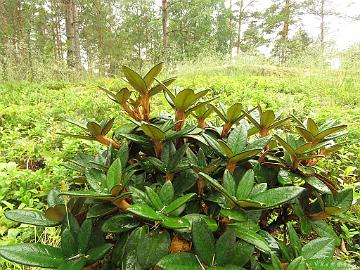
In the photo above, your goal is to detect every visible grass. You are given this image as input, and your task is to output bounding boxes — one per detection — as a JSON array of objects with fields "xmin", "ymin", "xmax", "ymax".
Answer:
[{"xmin": 0, "ymin": 61, "xmax": 359, "ymax": 269}]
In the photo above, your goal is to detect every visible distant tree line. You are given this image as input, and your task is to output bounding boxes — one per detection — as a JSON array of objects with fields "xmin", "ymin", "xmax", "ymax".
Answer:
[{"xmin": 0, "ymin": 0, "xmax": 356, "ymax": 80}]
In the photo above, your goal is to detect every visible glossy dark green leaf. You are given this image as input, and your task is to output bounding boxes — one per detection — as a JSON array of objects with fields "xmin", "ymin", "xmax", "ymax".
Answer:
[
  {"xmin": 86, "ymin": 203, "xmax": 115, "ymax": 218},
  {"xmin": 306, "ymin": 258, "xmax": 357, "ymax": 270},
  {"xmin": 0, "ymin": 244, "xmax": 63, "ymax": 268},
  {"xmin": 163, "ymin": 193, "xmax": 196, "ymax": 214},
  {"xmin": 117, "ymin": 143, "xmax": 129, "ymax": 168},
  {"xmin": 128, "ymin": 204, "xmax": 165, "ymax": 221},
  {"xmin": 137, "ymin": 230, "xmax": 170, "ymax": 269},
  {"xmin": 260, "ymin": 110, "xmax": 275, "ymax": 128},
  {"xmin": 287, "ymin": 256, "xmax": 306, "ymax": 270},
  {"xmin": 216, "ymin": 229, "xmax": 236, "ymax": 266},
  {"xmin": 277, "ymin": 169, "xmax": 303, "ymax": 186},
  {"xmin": 156, "ymin": 252, "xmax": 201, "ymax": 270},
  {"xmin": 78, "ymin": 219, "xmax": 92, "ymax": 253},
  {"xmin": 161, "ymin": 216, "xmax": 190, "ymax": 229},
  {"xmin": 310, "ymin": 220, "xmax": 340, "ymax": 246},
  {"xmin": 61, "ymin": 228, "xmax": 78, "ymax": 258},
  {"xmin": 234, "ymin": 228, "xmax": 271, "ymax": 253},
  {"xmin": 182, "ymin": 214, "xmax": 218, "ymax": 232},
  {"xmin": 270, "ymin": 253, "xmax": 282, "ymax": 270},
  {"xmin": 287, "ymin": 223, "xmax": 301, "ymax": 257},
  {"xmin": 107, "ymin": 158, "xmax": 122, "ymax": 191},
  {"xmin": 219, "ymin": 209, "xmax": 247, "ymax": 222},
  {"xmin": 86, "ymin": 243, "xmax": 113, "ymax": 265},
  {"xmin": 148, "ymin": 77, "xmax": 176, "ymax": 97},
  {"xmin": 145, "ymin": 186, "xmax": 164, "ymax": 210},
  {"xmin": 101, "ymin": 214, "xmax": 140, "ymax": 233},
  {"xmin": 85, "ymin": 168, "xmax": 106, "ymax": 192},
  {"xmin": 274, "ymin": 135, "xmax": 296, "ymax": 158},
  {"xmin": 223, "ymin": 169, "xmax": 236, "ymax": 196},
  {"xmin": 5, "ymin": 209, "xmax": 59, "ymax": 227},
  {"xmin": 200, "ymin": 172, "xmax": 237, "ymax": 205},
  {"xmin": 60, "ymin": 190, "xmax": 112, "ymax": 199},
  {"xmin": 236, "ymin": 169, "xmax": 254, "ymax": 200},
  {"xmin": 302, "ymin": 237, "xmax": 335, "ymax": 260},
  {"xmin": 229, "ymin": 149, "xmax": 261, "ymax": 163},
  {"xmin": 231, "ymin": 240, "xmax": 254, "ymax": 266},
  {"xmin": 226, "ymin": 103, "xmax": 243, "ymax": 122},
  {"xmin": 251, "ymin": 187, "xmax": 305, "ymax": 208},
  {"xmin": 306, "ymin": 176, "xmax": 331, "ymax": 193},
  {"xmin": 141, "ymin": 123, "xmax": 166, "ymax": 141},
  {"xmin": 122, "ymin": 65, "xmax": 146, "ymax": 93},
  {"xmin": 192, "ymin": 219, "xmax": 215, "ymax": 266},
  {"xmin": 159, "ymin": 181, "xmax": 175, "ymax": 205},
  {"xmin": 227, "ymin": 123, "xmax": 247, "ymax": 154},
  {"xmin": 334, "ymin": 188, "xmax": 353, "ymax": 211},
  {"xmin": 57, "ymin": 259, "xmax": 85, "ymax": 270},
  {"xmin": 122, "ymin": 226, "xmax": 148, "ymax": 270},
  {"xmin": 314, "ymin": 125, "xmax": 347, "ymax": 141}
]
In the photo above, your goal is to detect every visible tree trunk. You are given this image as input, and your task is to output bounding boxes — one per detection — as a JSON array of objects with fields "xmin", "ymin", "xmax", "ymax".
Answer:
[
  {"xmin": 281, "ymin": 0, "xmax": 290, "ymax": 63},
  {"xmin": 229, "ymin": 0, "xmax": 233, "ymax": 54},
  {"xmin": 63, "ymin": 0, "xmax": 81, "ymax": 69},
  {"xmin": 236, "ymin": 0, "xmax": 244, "ymax": 55},
  {"xmin": 320, "ymin": 0, "xmax": 325, "ymax": 52},
  {"xmin": 162, "ymin": 0, "xmax": 169, "ymax": 50}
]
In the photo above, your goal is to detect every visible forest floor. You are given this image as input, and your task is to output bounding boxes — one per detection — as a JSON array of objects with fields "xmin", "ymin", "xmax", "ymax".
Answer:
[{"xmin": 0, "ymin": 64, "xmax": 359, "ymax": 269}]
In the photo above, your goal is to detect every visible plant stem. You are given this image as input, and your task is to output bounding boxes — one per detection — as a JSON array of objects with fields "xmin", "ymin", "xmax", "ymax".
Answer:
[
  {"xmin": 96, "ymin": 135, "xmax": 120, "ymax": 149},
  {"xmin": 221, "ymin": 122, "xmax": 232, "ymax": 138}
]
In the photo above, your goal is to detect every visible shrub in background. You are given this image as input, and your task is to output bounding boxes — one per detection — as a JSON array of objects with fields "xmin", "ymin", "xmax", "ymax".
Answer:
[{"xmin": 0, "ymin": 63, "xmax": 355, "ymax": 270}]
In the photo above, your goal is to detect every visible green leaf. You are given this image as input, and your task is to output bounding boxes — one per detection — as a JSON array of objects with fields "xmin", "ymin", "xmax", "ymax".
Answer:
[
  {"xmin": 85, "ymin": 168, "xmax": 106, "ymax": 192},
  {"xmin": 101, "ymin": 118, "xmax": 115, "ymax": 135},
  {"xmin": 5, "ymin": 209, "xmax": 59, "ymax": 226},
  {"xmin": 101, "ymin": 214, "xmax": 140, "ymax": 233},
  {"xmin": 306, "ymin": 176, "xmax": 331, "ymax": 193},
  {"xmin": 87, "ymin": 203, "xmax": 115, "ymax": 218},
  {"xmin": 306, "ymin": 258, "xmax": 357, "ymax": 270},
  {"xmin": 145, "ymin": 186, "xmax": 164, "ymax": 210},
  {"xmin": 271, "ymin": 253, "xmax": 282, "ymax": 270},
  {"xmin": 87, "ymin": 122, "xmax": 102, "ymax": 137},
  {"xmin": 192, "ymin": 219, "xmax": 215, "ymax": 266},
  {"xmin": 227, "ymin": 123, "xmax": 247, "ymax": 154},
  {"xmin": 216, "ymin": 229, "xmax": 236, "ymax": 266},
  {"xmin": 251, "ymin": 187, "xmax": 305, "ymax": 208},
  {"xmin": 60, "ymin": 190, "xmax": 113, "ymax": 199},
  {"xmin": 161, "ymin": 216, "xmax": 190, "ymax": 229},
  {"xmin": 302, "ymin": 237, "xmax": 335, "ymax": 260},
  {"xmin": 223, "ymin": 169, "xmax": 236, "ymax": 196},
  {"xmin": 86, "ymin": 243, "xmax": 113, "ymax": 265},
  {"xmin": 200, "ymin": 172, "xmax": 237, "ymax": 205},
  {"xmin": 0, "ymin": 244, "xmax": 63, "ymax": 268},
  {"xmin": 115, "ymin": 88, "xmax": 131, "ymax": 104},
  {"xmin": 128, "ymin": 204, "xmax": 165, "ymax": 221},
  {"xmin": 226, "ymin": 103, "xmax": 243, "ymax": 122},
  {"xmin": 159, "ymin": 181, "xmax": 175, "ymax": 205},
  {"xmin": 122, "ymin": 65, "xmax": 146, "ymax": 93},
  {"xmin": 182, "ymin": 214, "xmax": 218, "ymax": 232},
  {"xmin": 278, "ymin": 169, "xmax": 303, "ymax": 186},
  {"xmin": 156, "ymin": 252, "xmax": 201, "ymax": 270},
  {"xmin": 218, "ymin": 140, "xmax": 234, "ymax": 158},
  {"xmin": 260, "ymin": 110, "xmax": 275, "ymax": 128},
  {"xmin": 231, "ymin": 241, "xmax": 254, "ymax": 266},
  {"xmin": 137, "ymin": 230, "xmax": 170, "ymax": 269},
  {"xmin": 229, "ymin": 149, "xmax": 261, "ymax": 163},
  {"xmin": 287, "ymin": 256, "xmax": 306, "ymax": 270},
  {"xmin": 334, "ymin": 188, "xmax": 353, "ymax": 211},
  {"xmin": 234, "ymin": 228, "xmax": 271, "ymax": 253},
  {"xmin": 274, "ymin": 135, "xmax": 297, "ymax": 158},
  {"xmin": 141, "ymin": 123, "xmax": 166, "ymax": 141},
  {"xmin": 122, "ymin": 226, "xmax": 148, "ymax": 270},
  {"xmin": 117, "ymin": 143, "xmax": 129, "ymax": 168},
  {"xmin": 219, "ymin": 209, "xmax": 247, "ymax": 222},
  {"xmin": 148, "ymin": 77, "xmax": 176, "ymax": 97},
  {"xmin": 310, "ymin": 220, "xmax": 340, "ymax": 246},
  {"xmin": 307, "ymin": 118, "xmax": 319, "ymax": 135},
  {"xmin": 58, "ymin": 259, "xmax": 85, "ymax": 270},
  {"xmin": 163, "ymin": 193, "xmax": 196, "ymax": 214},
  {"xmin": 296, "ymin": 127, "xmax": 315, "ymax": 142},
  {"xmin": 236, "ymin": 169, "xmax": 255, "ymax": 200},
  {"xmin": 77, "ymin": 219, "xmax": 92, "ymax": 253},
  {"xmin": 144, "ymin": 62, "xmax": 163, "ymax": 89},
  {"xmin": 107, "ymin": 158, "xmax": 122, "ymax": 191},
  {"xmin": 61, "ymin": 228, "xmax": 78, "ymax": 258},
  {"xmin": 287, "ymin": 223, "xmax": 301, "ymax": 257},
  {"xmin": 202, "ymin": 133, "xmax": 225, "ymax": 156},
  {"xmin": 314, "ymin": 125, "xmax": 347, "ymax": 141}
]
